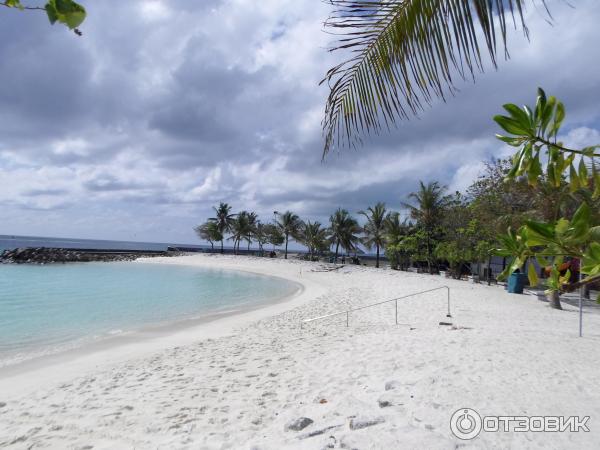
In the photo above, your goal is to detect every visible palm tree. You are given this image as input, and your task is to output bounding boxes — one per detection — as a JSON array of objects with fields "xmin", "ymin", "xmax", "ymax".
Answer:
[
  {"xmin": 275, "ymin": 211, "xmax": 302, "ymax": 259},
  {"xmin": 300, "ymin": 221, "xmax": 329, "ymax": 260},
  {"xmin": 359, "ymin": 202, "xmax": 387, "ymax": 268},
  {"xmin": 320, "ymin": 1, "xmax": 551, "ymax": 155},
  {"xmin": 209, "ymin": 202, "xmax": 236, "ymax": 253},
  {"xmin": 194, "ymin": 221, "xmax": 222, "ymax": 251},
  {"xmin": 384, "ymin": 212, "xmax": 413, "ymax": 270},
  {"xmin": 339, "ymin": 219, "xmax": 361, "ymax": 259},
  {"xmin": 229, "ymin": 211, "xmax": 252, "ymax": 255},
  {"xmin": 329, "ymin": 208, "xmax": 360, "ymax": 262},
  {"xmin": 384, "ymin": 212, "xmax": 410, "ymax": 246},
  {"xmin": 403, "ymin": 181, "xmax": 450, "ymax": 273},
  {"xmin": 253, "ymin": 222, "xmax": 269, "ymax": 255},
  {"xmin": 245, "ymin": 212, "xmax": 258, "ymax": 251}
]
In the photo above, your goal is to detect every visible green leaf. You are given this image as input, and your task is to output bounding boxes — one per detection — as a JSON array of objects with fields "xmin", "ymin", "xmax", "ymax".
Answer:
[
  {"xmin": 589, "ymin": 226, "xmax": 600, "ymax": 243},
  {"xmin": 319, "ymin": 2, "xmax": 555, "ymax": 155},
  {"xmin": 535, "ymin": 88, "xmax": 547, "ymax": 124},
  {"xmin": 527, "ymin": 154, "xmax": 542, "ymax": 186},
  {"xmin": 582, "ymin": 146, "xmax": 600, "ymax": 157},
  {"xmin": 523, "ymin": 105, "xmax": 534, "ymax": 126},
  {"xmin": 579, "ymin": 158, "xmax": 589, "ymax": 185},
  {"xmin": 569, "ymin": 164, "xmax": 580, "ymax": 192},
  {"xmin": 503, "ymin": 104, "xmax": 533, "ymax": 130},
  {"xmin": 551, "ymin": 101, "xmax": 565, "ymax": 136},
  {"xmin": 528, "ymin": 262, "xmax": 539, "ymax": 287},
  {"xmin": 493, "ymin": 115, "xmax": 531, "ymax": 136},
  {"xmin": 45, "ymin": 0, "xmax": 86, "ymax": 30},
  {"xmin": 5, "ymin": 0, "xmax": 24, "ymax": 8},
  {"xmin": 547, "ymin": 162, "xmax": 557, "ymax": 186},
  {"xmin": 540, "ymin": 96, "xmax": 556, "ymax": 135},
  {"xmin": 495, "ymin": 134, "xmax": 525, "ymax": 147},
  {"xmin": 582, "ymin": 242, "xmax": 600, "ymax": 276},
  {"xmin": 555, "ymin": 218, "xmax": 570, "ymax": 236},
  {"xmin": 536, "ymin": 256, "xmax": 551, "ymax": 267},
  {"xmin": 553, "ymin": 160, "xmax": 563, "ymax": 187},
  {"xmin": 571, "ymin": 202, "xmax": 591, "ymax": 229}
]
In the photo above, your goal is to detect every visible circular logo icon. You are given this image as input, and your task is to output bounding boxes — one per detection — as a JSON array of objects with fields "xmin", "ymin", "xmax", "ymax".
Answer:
[{"xmin": 450, "ymin": 408, "xmax": 482, "ymax": 440}]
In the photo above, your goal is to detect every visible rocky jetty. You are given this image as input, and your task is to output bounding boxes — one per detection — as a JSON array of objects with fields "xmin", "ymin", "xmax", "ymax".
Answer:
[{"xmin": 0, "ymin": 247, "xmax": 173, "ymax": 264}]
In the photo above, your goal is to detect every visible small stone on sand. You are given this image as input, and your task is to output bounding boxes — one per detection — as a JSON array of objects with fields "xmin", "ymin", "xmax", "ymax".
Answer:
[
  {"xmin": 349, "ymin": 416, "xmax": 385, "ymax": 430},
  {"xmin": 285, "ymin": 417, "xmax": 314, "ymax": 431}
]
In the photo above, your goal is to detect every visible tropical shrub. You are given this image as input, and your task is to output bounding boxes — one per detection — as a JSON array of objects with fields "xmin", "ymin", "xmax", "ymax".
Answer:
[{"xmin": 494, "ymin": 88, "xmax": 600, "ymax": 304}]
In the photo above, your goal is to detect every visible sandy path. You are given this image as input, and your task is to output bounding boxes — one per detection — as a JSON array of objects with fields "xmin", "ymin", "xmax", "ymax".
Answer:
[{"xmin": 1, "ymin": 254, "xmax": 599, "ymax": 449}]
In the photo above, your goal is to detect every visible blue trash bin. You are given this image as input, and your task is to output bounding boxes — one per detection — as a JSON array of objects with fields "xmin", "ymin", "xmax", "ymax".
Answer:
[{"xmin": 507, "ymin": 272, "xmax": 527, "ymax": 294}]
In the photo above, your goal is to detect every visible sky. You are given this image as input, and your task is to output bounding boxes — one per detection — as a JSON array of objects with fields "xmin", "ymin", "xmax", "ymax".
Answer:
[{"xmin": 0, "ymin": 0, "xmax": 599, "ymax": 245}]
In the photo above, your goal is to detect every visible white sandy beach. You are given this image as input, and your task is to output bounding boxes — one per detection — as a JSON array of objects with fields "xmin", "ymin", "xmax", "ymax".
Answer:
[{"xmin": 1, "ymin": 254, "xmax": 600, "ymax": 449}]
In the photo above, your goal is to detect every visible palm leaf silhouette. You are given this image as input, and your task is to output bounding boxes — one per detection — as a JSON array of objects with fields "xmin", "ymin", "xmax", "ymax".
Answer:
[{"xmin": 321, "ymin": 0, "xmax": 551, "ymax": 156}]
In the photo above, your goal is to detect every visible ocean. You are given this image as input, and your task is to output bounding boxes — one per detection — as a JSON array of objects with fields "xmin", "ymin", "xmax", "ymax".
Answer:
[{"xmin": 0, "ymin": 262, "xmax": 298, "ymax": 367}]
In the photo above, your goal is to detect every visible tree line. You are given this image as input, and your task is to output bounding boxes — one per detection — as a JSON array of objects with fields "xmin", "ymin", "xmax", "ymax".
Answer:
[{"xmin": 194, "ymin": 159, "xmax": 564, "ymax": 273}]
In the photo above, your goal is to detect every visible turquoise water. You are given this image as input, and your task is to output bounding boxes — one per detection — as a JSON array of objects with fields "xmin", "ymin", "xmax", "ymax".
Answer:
[{"xmin": 0, "ymin": 262, "xmax": 298, "ymax": 366}]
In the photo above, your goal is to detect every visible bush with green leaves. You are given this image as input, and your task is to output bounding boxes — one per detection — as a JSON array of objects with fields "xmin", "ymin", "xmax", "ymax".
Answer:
[{"xmin": 494, "ymin": 88, "xmax": 600, "ymax": 303}]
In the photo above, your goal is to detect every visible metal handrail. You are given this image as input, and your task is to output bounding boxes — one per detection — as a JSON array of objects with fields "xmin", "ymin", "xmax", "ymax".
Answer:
[{"xmin": 300, "ymin": 286, "xmax": 451, "ymax": 329}]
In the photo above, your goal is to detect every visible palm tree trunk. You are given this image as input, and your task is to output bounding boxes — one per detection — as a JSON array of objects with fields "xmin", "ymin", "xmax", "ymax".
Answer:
[
  {"xmin": 376, "ymin": 244, "xmax": 380, "ymax": 268},
  {"xmin": 210, "ymin": 242, "xmax": 214, "ymax": 251},
  {"xmin": 547, "ymin": 290, "xmax": 563, "ymax": 310},
  {"xmin": 335, "ymin": 241, "xmax": 340, "ymax": 262},
  {"xmin": 427, "ymin": 250, "xmax": 431, "ymax": 273},
  {"xmin": 284, "ymin": 234, "xmax": 289, "ymax": 259},
  {"xmin": 220, "ymin": 239, "xmax": 224, "ymax": 254},
  {"xmin": 425, "ymin": 230, "xmax": 431, "ymax": 274}
]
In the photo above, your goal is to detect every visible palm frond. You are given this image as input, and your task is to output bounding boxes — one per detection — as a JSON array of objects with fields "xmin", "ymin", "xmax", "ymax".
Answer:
[{"xmin": 321, "ymin": 0, "xmax": 549, "ymax": 156}]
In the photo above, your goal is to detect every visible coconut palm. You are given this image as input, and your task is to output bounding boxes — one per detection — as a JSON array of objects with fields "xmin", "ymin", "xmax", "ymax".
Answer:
[
  {"xmin": 321, "ymin": 1, "xmax": 551, "ymax": 155},
  {"xmin": 329, "ymin": 208, "xmax": 360, "ymax": 262},
  {"xmin": 384, "ymin": 212, "xmax": 414, "ymax": 270},
  {"xmin": 403, "ymin": 181, "xmax": 451, "ymax": 272},
  {"xmin": 300, "ymin": 221, "xmax": 329, "ymax": 260},
  {"xmin": 209, "ymin": 202, "xmax": 236, "ymax": 253},
  {"xmin": 339, "ymin": 220, "xmax": 362, "ymax": 259},
  {"xmin": 275, "ymin": 211, "xmax": 303, "ymax": 259},
  {"xmin": 253, "ymin": 221, "xmax": 269, "ymax": 255},
  {"xmin": 194, "ymin": 221, "xmax": 222, "ymax": 251},
  {"xmin": 245, "ymin": 211, "xmax": 259, "ymax": 251},
  {"xmin": 359, "ymin": 202, "xmax": 387, "ymax": 268},
  {"xmin": 229, "ymin": 211, "xmax": 252, "ymax": 255},
  {"xmin": 384, "ymin": 212, "xmax": 411, "ymax": 246}
]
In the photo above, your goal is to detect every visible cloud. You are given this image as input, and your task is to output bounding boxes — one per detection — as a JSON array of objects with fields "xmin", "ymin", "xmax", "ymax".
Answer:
[{"xmin": 0, "ymin": 0, "xmax": 599, "ymax": 243}]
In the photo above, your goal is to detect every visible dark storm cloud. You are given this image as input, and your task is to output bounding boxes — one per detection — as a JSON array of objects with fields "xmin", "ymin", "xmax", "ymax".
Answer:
[{"xmin": 0, "ymin": 0, "xmax": 598, "ymax": 243}]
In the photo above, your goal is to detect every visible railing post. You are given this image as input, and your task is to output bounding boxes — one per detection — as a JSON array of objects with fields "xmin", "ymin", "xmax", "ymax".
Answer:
[
  {"xmin": 446, "ymin": 286, "xmax": 451, "ymax": 318},
  {"xmin": 346, "ymin": 311, "xmax": 349, "ymax": 327}
]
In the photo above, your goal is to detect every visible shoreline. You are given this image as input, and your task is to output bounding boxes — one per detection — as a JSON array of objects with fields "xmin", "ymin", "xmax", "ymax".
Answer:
[{"xmin": 0, "ymin": 255, "xmax": 322, "ymax": 399}]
